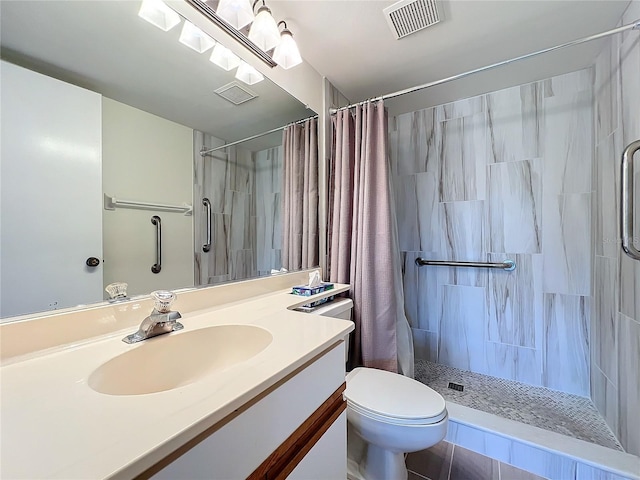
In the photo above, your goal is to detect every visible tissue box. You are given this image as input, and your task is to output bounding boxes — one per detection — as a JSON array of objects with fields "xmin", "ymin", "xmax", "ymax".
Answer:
[{"xmin": 291, "ymin": 282, "xmax": 334, "ymax": 297}]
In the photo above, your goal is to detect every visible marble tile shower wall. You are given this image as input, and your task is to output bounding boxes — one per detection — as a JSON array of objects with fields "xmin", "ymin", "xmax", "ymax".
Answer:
[
  {"xmin": 390, "ymin": 68, "xmax": 594, "ymax": 397},
  {"xmin": 591, "ymin": 0, "xmax": 640, "ymax": 456},
  {"xmin": 254, "ymin": 146, "xmax": 283, "ymax": 276},
  {"xmin": 194, "ymin": 131, "xmax": 259, "ymax": 285}
]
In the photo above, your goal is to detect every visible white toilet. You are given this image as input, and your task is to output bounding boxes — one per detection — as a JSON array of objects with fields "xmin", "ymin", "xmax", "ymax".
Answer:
[{"xmin": 312, "ymin": 299, "xmax": 448, "ymax": 480}]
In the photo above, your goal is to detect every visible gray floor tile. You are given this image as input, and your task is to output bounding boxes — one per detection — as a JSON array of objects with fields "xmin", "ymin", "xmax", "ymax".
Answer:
[
  {"xmin": 449, "ymin": 445, "xmax": 500, "ymax": 480},
  {"xmin": 406, "ymin": 441, "xmax": 453, "ymax": 480},
  {"xmin": 500, "ymin": 461, "xmax": 548, "ymax": 480}
]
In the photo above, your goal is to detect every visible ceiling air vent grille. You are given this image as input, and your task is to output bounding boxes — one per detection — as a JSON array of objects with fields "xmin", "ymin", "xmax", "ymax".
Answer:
[
  {"xmin": 214, "ymin": 81, "xmax": 258, "ymax": 105},
  {"xmin": 383, "ymin": 0, "xmax": 441, "ymax": 40}
]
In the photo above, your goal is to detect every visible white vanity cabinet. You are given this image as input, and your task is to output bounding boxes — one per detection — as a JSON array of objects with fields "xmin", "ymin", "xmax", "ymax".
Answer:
[{"xmin": 149, "ymin": 342, "xmax": 347, "ymax": 480}]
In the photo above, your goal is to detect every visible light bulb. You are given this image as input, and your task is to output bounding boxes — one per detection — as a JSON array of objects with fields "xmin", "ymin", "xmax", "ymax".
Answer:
[
  {"xmin": 273, "ymin": 29, "xmax": 302, "ymax": 69},
  {"xmin": 247, "ymin": 5, "xmax": 281, "ymax": 52},
  {"xmin": 179, "ymin": 21, "xmax": 216, "ymax": 53},
  {"xmin": 138, "ymin": 0, "xmax": 181, "ymax": 31},
  {"xmin": 216, "ymin": 0, "xmax": 255, "ymax": 30},
  {"xmin": 235, "ymin": 61, "xmax": 264, "ymax": 85},
  {"xmin": 209, "ymin": 44, "xmax": 242, "ymax": 71}
]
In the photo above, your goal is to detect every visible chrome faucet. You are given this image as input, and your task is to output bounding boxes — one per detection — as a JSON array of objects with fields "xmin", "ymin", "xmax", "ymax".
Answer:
[{"xmin": 122, "ymin": 290, "xmax": 184, "ymax": 344}]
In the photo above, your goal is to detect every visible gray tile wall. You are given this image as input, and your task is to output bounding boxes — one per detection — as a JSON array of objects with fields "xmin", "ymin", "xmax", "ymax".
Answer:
[
  {"xmin": 390, "ymin": 67, "xmax": 594, "ymax": 397},
  {"xmin": 193, "ymin": 131, "xmax": 267, "ymax": 285},
  {"xmin": 591, "ymin": 0, "xmax": 640, "ymax": 456},
  {"xmin": 254, "ymin": 146, "xmax": 283, "ymax": 276}
]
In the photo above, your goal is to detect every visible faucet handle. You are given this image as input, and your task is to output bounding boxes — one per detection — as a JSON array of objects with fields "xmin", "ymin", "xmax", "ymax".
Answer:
[
  {"xmin": 105, "ymin": 282, "xmax": 128, "ymax": 301},
  {"xmin": 151, "ymin": 290, "xmax": 176, "ymax": 313}
]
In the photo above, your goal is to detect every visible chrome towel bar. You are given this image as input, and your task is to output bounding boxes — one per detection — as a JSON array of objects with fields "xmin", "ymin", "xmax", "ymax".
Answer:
[
  {"xmin": 415, "ymin": 258, "xmax": 516, "ymax": 271},
  {"xmin": 104, "ymin": 194, "xmax": 192, "ymax": 216},
  {"xmin": 621, "ymin": 140, "xmax": 640, "ymax": 260}
]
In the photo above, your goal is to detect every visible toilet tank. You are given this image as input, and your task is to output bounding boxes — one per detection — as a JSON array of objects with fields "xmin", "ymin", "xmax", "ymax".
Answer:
[
  {"xmin": 312, "ymin": 299, "xmax": 353, "ymax": 363},
  {"xmin": 313, "ymin": 298, "xmax": 353, "ymax": 320}
]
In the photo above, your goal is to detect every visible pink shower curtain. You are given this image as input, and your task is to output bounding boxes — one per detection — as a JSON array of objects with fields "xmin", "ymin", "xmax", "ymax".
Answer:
[
  {"xmin": 282, "ymin": 118, "xmax": 319, "ymax": 270},
  {"xmin": 328, "ymin": 100, "xmax": 401, "ymax": 373}
]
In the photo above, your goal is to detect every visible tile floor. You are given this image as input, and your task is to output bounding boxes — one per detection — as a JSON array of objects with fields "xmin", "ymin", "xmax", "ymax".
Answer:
[
  {"xmin": 414, "ymin": 360, "xmax": 622, "ymax": 450},
  {"xmin": 407, "ymin": 441, "xmax": 547, "ymax": 480}
]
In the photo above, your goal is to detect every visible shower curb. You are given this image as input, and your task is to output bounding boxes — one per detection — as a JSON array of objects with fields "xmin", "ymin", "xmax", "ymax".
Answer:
[{"xmin": 445, "ymin": 402, "xmax": 640, "ymax": 480}]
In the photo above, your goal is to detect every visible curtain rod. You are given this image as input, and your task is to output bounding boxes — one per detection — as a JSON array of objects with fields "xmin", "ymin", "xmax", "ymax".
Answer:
[
  {"xmin": 200, "ymin": 114, "xmax": 318, "ymax": 157},
  {"xmin": 330, "ymin": 19, "xmax": 640, "ymax": 114}
]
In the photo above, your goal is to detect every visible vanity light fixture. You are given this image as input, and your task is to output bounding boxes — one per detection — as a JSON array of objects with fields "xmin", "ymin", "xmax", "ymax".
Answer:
[
  {"xmin": 179, "ymin": 21, "xmax": 216, "ymax": 53},
  {"xmin": 235, "ymin": 61, "xmax": 264, "ymax": 85},
  {"xmin": 210, "ymin": 43, "xmax": 242, "ymax": 71},
  {"xmin": 216, "ymin": 0, "xmax": 255, "ymax": 30},
  {"xmin": 247, "ymin": 0, "xmax": 281, "ymax": 52},
  {"xmin": 138, "ymin": 0, "xmax": 181, "ymax": 31},
  {"xmin": 272, "ymin": 21, "xmax": 302, "ymax": 69}
]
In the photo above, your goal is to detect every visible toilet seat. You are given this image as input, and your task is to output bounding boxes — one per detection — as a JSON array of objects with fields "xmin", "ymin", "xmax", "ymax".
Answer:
[{"xmin": 345, "ymin": 367, "xmax": 447, "ymax": 426}]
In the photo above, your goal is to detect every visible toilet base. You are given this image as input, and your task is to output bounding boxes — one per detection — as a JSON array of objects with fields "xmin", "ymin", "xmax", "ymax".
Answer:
[
  {"xmin": 346, "ymin": 457, "xmax": 363, "ymax": 480},
  {"xmin": 362, "ymin": 443, "xmax": 407, "ymax": 480},
  {"xmin": 347, "ymin": 429, "xmax": 408, "ymax": 480}
]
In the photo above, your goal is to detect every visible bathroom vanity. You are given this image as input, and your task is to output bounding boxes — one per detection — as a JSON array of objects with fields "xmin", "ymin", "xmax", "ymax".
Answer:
[{"xmin": 0, "ymin": 272, "xmax": 353, "ymax": 479}]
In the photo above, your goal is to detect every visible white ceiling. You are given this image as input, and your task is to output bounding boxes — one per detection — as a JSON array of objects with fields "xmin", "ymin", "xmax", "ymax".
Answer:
[
  {"xmin": 0, "ymin": 0, "xmax": 312, "ymax": 150},
  {"xmin": 0, "ymin": 0, "xmax": 634, "ymax": 129},
  {"xmin": 270, "ymin": 0, "xmax": 632, "ymax": 114}
]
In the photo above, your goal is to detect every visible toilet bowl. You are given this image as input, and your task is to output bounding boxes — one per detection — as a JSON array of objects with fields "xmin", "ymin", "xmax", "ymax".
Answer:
[{"xmin": 312, "ymin": 299, "xmax": 448, "ymax": 480}]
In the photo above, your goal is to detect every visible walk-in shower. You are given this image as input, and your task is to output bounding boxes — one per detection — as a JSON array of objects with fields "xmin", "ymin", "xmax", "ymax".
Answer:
[{"xmin": 337, "ymin": 8, "xmax": 640, "ymax": 478}]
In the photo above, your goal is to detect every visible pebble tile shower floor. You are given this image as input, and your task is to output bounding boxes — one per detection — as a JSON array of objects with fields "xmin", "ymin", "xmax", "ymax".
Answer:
[{"xmin": 414, "ymin": 360, "xmax": 623, "ymax": 451}]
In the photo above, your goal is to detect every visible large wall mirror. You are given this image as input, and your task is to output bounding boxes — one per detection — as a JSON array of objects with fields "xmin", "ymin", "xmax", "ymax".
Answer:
[{"xmin": 0, "ymin": 0, "xmax": 318, "ymax": 320}]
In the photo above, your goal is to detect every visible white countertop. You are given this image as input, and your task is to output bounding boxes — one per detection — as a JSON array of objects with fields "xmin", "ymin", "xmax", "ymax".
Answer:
[{"xmin": 0, "ymin": 286, "xmax": 353, "ymax": 479}]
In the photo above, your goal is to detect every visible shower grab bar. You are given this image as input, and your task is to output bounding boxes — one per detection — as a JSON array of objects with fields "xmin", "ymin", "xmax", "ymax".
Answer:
[
  {"xmin": 415, "ymin": 258, "xmax": 516, "ymax": 271},
  {"xmin": 202, "ymin": 198, "xmax": 211, "ymax": 253},
  {"xmin": 104, "ymin": 194, "xmax": 192, "ymax": 216},
  {"xmin": 621, "ymin": 140, "xmax": 640, "ymax": 260},
  {"xmin": 151, "ymin": 216, "xmax": 162, "ymax": 274}
]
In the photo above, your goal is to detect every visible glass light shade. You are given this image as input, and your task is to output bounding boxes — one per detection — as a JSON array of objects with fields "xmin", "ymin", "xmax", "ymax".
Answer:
[
  {"xmin": 272, "ymin": 30, "xmax": 302, "ymax": 69},
  {"xmin": 216, "ymin": 0, "xmax": 255, "ymax": 30},
  {"xmin": 138, "ymin": 0, "xmax": 181, "ymax": 31},
  {"xmin": 209, "ymin": 44, "xmax": 242, "ymax": 71},
  {"xmin": 235, "ymin": 61, "xmax": 264, "ymax": 85},
  {"xmin": 247, "ymin": 6, "xmax": 281, "ymax": 52},
  {"xmin": 179, "ymin": 21, "xmax": 216, "ymax": 53}
]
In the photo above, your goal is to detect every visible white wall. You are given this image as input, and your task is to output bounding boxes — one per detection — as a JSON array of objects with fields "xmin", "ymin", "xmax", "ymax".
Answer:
[{"xmin": 102, "ymin": 98, "xmax": 194, "ymax": 297}]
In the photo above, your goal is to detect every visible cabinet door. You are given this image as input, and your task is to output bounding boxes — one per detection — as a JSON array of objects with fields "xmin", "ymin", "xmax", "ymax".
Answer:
[
  {"xmin": 287, "ymin": 411, "xmax": 347, "ymax": 480},
  {"xmin": 1, "ymin": 60, "xmax": 103, "ymax": 318}
]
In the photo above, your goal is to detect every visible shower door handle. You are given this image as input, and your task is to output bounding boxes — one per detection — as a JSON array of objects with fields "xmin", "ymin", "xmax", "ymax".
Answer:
[
  {"xmin": 202, "ymin": 198, "xmax": 211, "ymax": 253},
  {"xmin": 621, "ymin": 140, "xmax": 640, "ymax": 260},
  {"xmin": 151, "ymin": 215, "xmax": 162, "ymax": 273}
]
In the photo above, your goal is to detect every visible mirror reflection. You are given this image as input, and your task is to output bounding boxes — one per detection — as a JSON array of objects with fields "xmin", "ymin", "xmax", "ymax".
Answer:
[{"xmin": 0, "ymin": 0, "xmax": 318, "ymax": 320}]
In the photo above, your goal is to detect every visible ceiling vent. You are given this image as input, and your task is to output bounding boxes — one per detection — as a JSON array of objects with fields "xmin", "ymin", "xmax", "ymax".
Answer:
[
  {"xmin": 214, "ymin": 81, "xmax": 258, "ymax": 105},
  {"xmin": 383, "ymin": 0, "xmax": 441, "ymax": 39}
]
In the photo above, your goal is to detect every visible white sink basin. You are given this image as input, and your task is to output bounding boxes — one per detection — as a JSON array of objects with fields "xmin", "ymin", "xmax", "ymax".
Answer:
[{"xmin": 88, "ymin": 325, "xmax": 272, "ymax": 395}]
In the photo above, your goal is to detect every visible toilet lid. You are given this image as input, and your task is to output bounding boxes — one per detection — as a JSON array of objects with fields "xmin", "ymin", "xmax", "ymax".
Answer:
[{"xmin": 344, "ymin": 368, "xmax": 446, "ymax": 423}]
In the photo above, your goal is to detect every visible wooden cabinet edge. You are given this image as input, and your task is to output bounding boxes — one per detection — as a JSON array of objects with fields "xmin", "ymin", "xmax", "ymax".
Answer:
[{"xmin": 247, "ymin": 382, "xmax": 347, "ymax": 480}]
